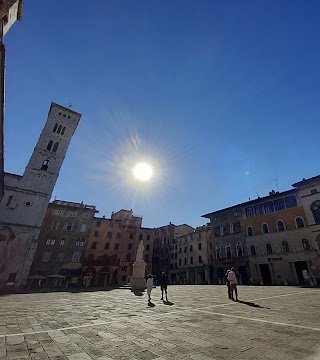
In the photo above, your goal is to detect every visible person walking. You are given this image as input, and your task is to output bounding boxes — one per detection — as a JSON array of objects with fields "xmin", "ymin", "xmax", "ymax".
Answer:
[
  {"xmin": 146, "ymin": 274, "xmax": 154, "ymax": 302},
  {"xmin": 225, "ymin": 267, "xmax": 232, "ymax": 299},
  {"xmin": 159, "ymin": 271, "xmax": 168, "ymax": 301},
  {"xmin": 227, "ymin": 267, "xmax": 238, "ymax": 301}
]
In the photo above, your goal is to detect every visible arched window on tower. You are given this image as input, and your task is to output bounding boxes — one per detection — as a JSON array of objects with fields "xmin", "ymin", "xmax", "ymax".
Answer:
[
  {"xmin": 61, "ymin": 126, "xmax": 66, "ymax": 135},
  {"xmin": 236, "ymin": 241, "xmax": 243, "ymax": 257},
  {"xmin": 57, "ymin": 125, "xmax": 62, "ymax": 134},
  {"xmin": 41, "ymin": 160, "xmax": 49, "ymax": 171},
  {"xmin": 53, "ymin": 142, "xmax": 59, "ymax": 152},
  {"xmin": 46, "ymin": 140, "xmax": 53, "ymax": 151},
  {"xmin": 53, "ymin": 123, "xmax": 58, "ymax": 132}
]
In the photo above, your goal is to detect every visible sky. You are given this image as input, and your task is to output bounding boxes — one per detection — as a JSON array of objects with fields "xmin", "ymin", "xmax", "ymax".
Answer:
[{"xmin": 4, "ymin": 0, "xmax": 320, "ymax": 228}]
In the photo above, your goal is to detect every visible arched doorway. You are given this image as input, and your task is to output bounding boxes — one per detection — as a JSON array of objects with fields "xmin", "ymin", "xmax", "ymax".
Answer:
[
  {"xmin": 238, "ymin": 266, "xmax": 248, "ymax": 285},
  {"xmin": 217, "ymin": 267, "xmax": 225, "ymax": 284}
]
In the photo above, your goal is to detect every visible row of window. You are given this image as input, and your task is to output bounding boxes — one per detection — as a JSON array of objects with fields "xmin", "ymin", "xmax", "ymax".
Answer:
[
  {"xmin": 54, "ymin": 210, "xmax": 92, "ymax": 218},
  {"xmin": 250, "ymin": 239, "xmax": 311, "ymax": 256},
  {"xmin": 215, "ymin": 242, "xmax": 244, "ymax": 259},
  {"xmin": 45, "ymin": 238, "xmax": 85, "ymax": 247},
  {"xmin": 46, "ymin": 141, "xmax": 59, "ymax": 152},
  {"xmin": 245, "ymin": 195, "xmax": 297, "ymax": 218},
  {"xmin": 51, "ymin": 222, "xmax": 87, "ymax": 232},
  {"xmin": 247, "ymin": 217, "xmax": 305, "ymax": 236},
  {"xmin": 213, "ymin": 222, "xmax": 241, "ymax": 237},
  {"xmin": 94, "ymin": 230, "xmax": 151, "ymax": 241},
  {"xmin": 169, "ymin": 256, "xmax": 203, "ymax": 269},
  {"xmin": 42, "ymin": 251, "xmax": 81, "ymax": 263},
  {"xmin": 90, "ymin": 241, "xmax": 150, "ymax": 252}
]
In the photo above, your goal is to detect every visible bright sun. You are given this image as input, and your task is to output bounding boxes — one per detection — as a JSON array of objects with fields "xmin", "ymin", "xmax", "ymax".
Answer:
[{"xmin": 132, "ymin": 162, "xmax": 153, "ymax": 182}]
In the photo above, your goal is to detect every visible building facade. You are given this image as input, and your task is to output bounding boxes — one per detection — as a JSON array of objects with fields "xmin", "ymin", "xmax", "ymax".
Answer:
[
  {"xmin": 202, "ymin": 175, "xmax": 320, "ymax": 286},
  {"xmin": 152, "ymin": 223, "xmax": 194, "ymax": 280},
  {"xmin": 82, "ymin": 210, "xmax": 155, "ymax": 287},
  {"xmin": 0, "ymin": 103, "xmax": 81, "ymax": 289},
  {"xmin": 0, "ymin": 0, "xmax": 24, "ymax": 201},
  {"xmin": 169, "ymin": 225, "xmax": 212, "ymax": 285},
  {"xmin": 202, "ymin": 207, "xmax": 250, "ymax": 285},
  {"xmin": 29, "ymin": 200, "xmax": 97, "ymax": 288}
]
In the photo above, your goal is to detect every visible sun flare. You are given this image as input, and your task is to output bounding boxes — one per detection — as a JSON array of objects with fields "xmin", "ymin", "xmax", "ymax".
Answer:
[{"xmin": 132, "ymin": 162, "xmax": 153, "ymax": 182}]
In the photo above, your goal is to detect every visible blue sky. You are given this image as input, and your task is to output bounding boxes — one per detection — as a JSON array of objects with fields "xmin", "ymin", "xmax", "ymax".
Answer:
[{"xmin": 4, "ymin": 0, "xmax": 320, "ymax": 228}]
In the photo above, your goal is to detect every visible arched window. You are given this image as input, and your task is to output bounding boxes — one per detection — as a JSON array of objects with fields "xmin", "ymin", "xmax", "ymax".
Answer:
[
  {"xmin": 302, "ymin": 239, "xmax": 311, "ymax": 250},
  {"xmin": 57, "ymin": 125, "xmax": 62, "ymax": 134},
  {"xmin": 295, "ymin": 217, "xmax": 305, "ymax": 228},
  {"xmin": 41, "ymin": 160, "xmax": 49, "ymax": 171},
  {"xmin": 61, "ymin": 126, "xmax": 66, "ymax": 135},
  {"xmin": 52, "ymin": 142, "xmax": 59, "ymax": 152},
  {"xmin": 236, "ymin": 241, "xmax": 243, "ymax": 257},
  {"xmin": 310, "ymin": 201, "xmax": 320, "ymax": 224},
  {"xmin": 266, "ymin": 243, "xmax": 273, "ymax": 254},
  {"xmin": 276, "ymin": 220, "xmax": 286, "ymax": 232},
  {"xmin": 247, "ymin": 227, "xmax": 254, "ymax": 237},
  {"xmin": 53, "ymin": 123, "xmax": 58, "ymax": 132},
  {"xmin": 262, "ymin": 223, "xmax": 269, "ymax": 234},
  {"xmin": 250, "ymin": 245, "xmax": 256, "ymax": 256},
  {"xmin": 46, "ymin": 140, "xmax": 53, "ymax": 150},
  {"xmin": 225, "ymin": 243, "xmax": 232, "ymax": 259},
  {"xmin": 215, "ymin": 245, "xmax": 221, "ymax": 259},
  {"xmin": 282, "ymin": 241, "xmax": 290, "ymax": 253}
]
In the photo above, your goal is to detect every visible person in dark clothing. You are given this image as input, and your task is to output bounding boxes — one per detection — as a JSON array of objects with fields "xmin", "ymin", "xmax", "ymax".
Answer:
[
  {"xmin": 159, "ymin": 271, "xmax": 168, "ymax": 301},
  {"xmin": 225, "ymin": 266, "xmax": 232, "ymax": 300}
]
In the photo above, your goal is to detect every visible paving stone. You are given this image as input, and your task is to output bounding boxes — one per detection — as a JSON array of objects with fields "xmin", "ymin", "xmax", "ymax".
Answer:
[{"xmin": 0, "ymin": 286, "xmax": 319, "ymax": 360}]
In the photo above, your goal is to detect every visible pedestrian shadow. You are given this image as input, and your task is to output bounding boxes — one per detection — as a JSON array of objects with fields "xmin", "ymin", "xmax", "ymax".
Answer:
[
  {"xmin": 132, "ymin": 291, "xmax": 143, "ymax": 296},
  {"xmin": 238, "ymin": 300, "xmax": 269, "ymax": 309},
  {"xmin": 148, "ymin": 301, "xmax": 156, "ymax": 307},
  {"xmin": 163, "ymin": 300, "xmax": 174, "ymax": 306}
]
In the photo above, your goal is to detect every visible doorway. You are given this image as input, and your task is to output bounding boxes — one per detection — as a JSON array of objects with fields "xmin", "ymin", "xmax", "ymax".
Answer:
[
  {"xmin": 259, "ymin": 264, "xmax": 272, "ymax": 284},
  {"xmin": 294, "ymin": 261, "xmax": 309, "ymax": 284}
]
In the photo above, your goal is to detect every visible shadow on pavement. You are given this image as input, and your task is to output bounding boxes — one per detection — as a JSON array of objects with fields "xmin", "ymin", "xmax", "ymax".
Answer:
[
  {"xmin": 148, "ymin": 301, "xmax": 156, "ymax": 307},
  {"xmin": 132, "ymin": 291, "xmax": 144, "ymax": 296},
  {"xmin": 238, "ymin": 300, "xmax": 270, "ymax": 309},
  {"xmin": 163, "ymin": 300, "xmax": 174, "ymax": 306}
]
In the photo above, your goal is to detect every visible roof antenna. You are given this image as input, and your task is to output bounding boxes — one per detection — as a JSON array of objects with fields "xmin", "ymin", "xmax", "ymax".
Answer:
[
  {"xmin": 68, "ymin": 103, "xmax": 73, "ymax": 108},
  {"xmin": 275, "ymin": 178, "xmax": 279, "ymax": 192}
]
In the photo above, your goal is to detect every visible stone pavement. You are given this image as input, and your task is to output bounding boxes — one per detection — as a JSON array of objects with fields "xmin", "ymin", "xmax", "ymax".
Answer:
[{"xmin": 0, "ymin": 286, "xmax": 320, "ymax": 360}]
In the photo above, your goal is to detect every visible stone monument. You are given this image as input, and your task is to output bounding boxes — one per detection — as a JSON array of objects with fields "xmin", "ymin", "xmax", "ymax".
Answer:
[{"xmin": 130, "ymin": 240, "xmax": 147, "ymax": 291}]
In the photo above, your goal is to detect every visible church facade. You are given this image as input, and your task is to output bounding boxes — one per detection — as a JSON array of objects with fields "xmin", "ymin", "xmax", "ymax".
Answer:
[{"xmin": 0, "ymin": 102, "xmax": 81, "ymax": 290}]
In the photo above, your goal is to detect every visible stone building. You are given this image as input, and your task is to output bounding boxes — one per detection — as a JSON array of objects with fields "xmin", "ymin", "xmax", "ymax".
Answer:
[
  {"xmin": 169, "ymin": 225, "xmax": 212, "ymax": 284},
  {"xmin": 29, "ymin": 200, "xmax": 98, "ymax": 288},
  {"xmin": 82, "ymin": 209, "xmax": 155, "ymax": 287},
  {"xmin": 152, "ymin": 223, "xmax": 194, "ymax": 280},
  {"xmin": 0, "ymin": 0, "xmax": 24, "ymax": 201},
  {"xmin": 202, "ymin": 207, "xmax": 250, "ymax": 284},
  {"xmin": 243, "ymin": 188, "xmax": 319, "ymax": 285},
  {"xmin": 0, "ymin": 103, "xmax": 81, "ymax": 289}
]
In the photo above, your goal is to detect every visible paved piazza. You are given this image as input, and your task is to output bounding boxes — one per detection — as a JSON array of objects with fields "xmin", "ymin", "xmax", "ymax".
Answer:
[{"xmin": 0, "ymin": 286, "xmax": 319, "ymax": 360}]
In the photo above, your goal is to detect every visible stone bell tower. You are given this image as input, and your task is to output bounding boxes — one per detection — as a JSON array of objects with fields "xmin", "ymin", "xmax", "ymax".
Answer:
[{"xmin": 0, "ymin": 102, "xmax": 81, "ymax": 289}]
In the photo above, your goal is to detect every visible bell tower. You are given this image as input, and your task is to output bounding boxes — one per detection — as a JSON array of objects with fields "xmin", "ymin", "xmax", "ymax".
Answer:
[{"xmin": 21, "ymin": 103, "xmax": 82, "ymax": 196}]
